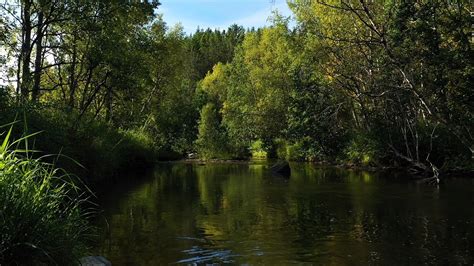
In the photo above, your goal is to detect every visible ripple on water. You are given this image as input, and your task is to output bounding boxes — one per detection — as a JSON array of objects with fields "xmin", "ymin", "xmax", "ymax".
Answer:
[
  {"xmin": 177, "ymin": 246, "xmax": 240, "ymax": 264},
  {"xmin": 176, "ymin": 237, "xmax": 241, "ymax": 264}
]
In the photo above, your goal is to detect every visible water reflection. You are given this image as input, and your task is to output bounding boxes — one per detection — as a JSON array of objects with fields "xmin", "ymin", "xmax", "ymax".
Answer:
[{"xmin": 95, "ymin": 163, "xmax": 474, "ymax": 265}]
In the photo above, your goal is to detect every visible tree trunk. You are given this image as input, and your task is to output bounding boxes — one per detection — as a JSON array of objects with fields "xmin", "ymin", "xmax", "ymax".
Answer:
[
  {"xmin": 32, "ymin": 10, "xmax": 44, "ymax": 102},
  {"xmin": 68, "ymin": 35, "xmax": 78, "ymax": 109},
  {"xmin": 105, "ymin": 87, "xmax": 112, "ymax": 122},
  {"xmin": 20, "ymin": 0, "xmax": 32, "ymax": 101}
]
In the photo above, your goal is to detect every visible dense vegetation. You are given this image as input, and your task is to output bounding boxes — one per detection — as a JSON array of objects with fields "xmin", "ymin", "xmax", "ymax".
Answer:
[
  {"xmin": 0, "ymin": 1, "xmax": 251, "ymax": 181},
  {"xmin": 196, "ymin": 1, "xmax": 473, "ymax": 178},
  {"xmin": 1, "ymin": 1, "xmax": 472, "ymax": 177}
]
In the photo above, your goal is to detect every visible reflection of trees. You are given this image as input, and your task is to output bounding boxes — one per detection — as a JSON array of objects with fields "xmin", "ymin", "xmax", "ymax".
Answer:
[
  {"xmin": 97, "ymin": 164, "xmax": 202, "ymax": 264},
  {"xmin": 96, "ymin": 163, "xmax": 474, "ymax": 264}
]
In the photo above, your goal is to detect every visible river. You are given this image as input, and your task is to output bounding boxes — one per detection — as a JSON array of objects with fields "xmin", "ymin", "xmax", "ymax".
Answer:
[{"xmin": 93, "ymin": 162, "xmax": 473, "ymax": 265}]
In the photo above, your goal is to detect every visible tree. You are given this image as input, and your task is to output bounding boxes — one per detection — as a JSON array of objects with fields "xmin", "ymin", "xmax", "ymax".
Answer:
[
  {"xmin": 196, "ymin": 103, "xmax": 228, "ymax": 159},
  {"xmin": 289, "ymin": 0, "xmax": 473, "ymax": 175},
  {"xmin": 221, "ymin": 21, "xmax": 295, "ymax": 150}
]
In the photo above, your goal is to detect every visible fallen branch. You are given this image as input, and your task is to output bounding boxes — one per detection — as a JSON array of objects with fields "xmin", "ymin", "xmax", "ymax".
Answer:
[
  {"xmin": 389, "ymin": 144, "xmax": 430, "ymax": 174},
  {"xmin": 389, "ymin": 144, "xmax": 441, "ymax": 185}
]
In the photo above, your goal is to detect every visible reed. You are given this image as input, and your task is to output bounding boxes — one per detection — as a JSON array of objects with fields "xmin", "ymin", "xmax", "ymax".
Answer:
[{"xmin": 0, "ymin": 124, "xmax": 93, "ymax": 265}]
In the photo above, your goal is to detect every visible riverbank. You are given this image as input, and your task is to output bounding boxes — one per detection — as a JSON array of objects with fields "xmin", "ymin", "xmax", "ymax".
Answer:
[
  {"xmin": 0, "ymin": 107, "xmax": 160, "ymax": 185},
  {"xmin": 0, "ymin": 112, "xmax": 160, "ymax": 264},
  {"xmin": 173, "ymin": 158, "xmax": 474, "ymax": 180}
]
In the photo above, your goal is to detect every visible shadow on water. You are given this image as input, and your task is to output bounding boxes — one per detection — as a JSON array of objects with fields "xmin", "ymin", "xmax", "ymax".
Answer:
[{"xmin": 93, "ymin": 162, "xmax": 474, "ymax": 265}]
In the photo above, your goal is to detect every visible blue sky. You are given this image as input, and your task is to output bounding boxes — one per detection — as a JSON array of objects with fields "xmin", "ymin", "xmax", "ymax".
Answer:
[{"xmin": 158, "ymin": 0, "xmax": 293, "ymax": 34}]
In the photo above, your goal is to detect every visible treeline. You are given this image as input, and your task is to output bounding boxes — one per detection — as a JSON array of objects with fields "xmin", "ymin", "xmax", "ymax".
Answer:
[
  {"xmin": 0, "ymin": 0, "xmax": 246, "ymax": 180},
  {"xmin": 0, "ymin": 0, "xmax": 472, "ymax": 180},
  {"xmin": 195, "ymin": 0, "xmax": 473, "ymax": 176}
]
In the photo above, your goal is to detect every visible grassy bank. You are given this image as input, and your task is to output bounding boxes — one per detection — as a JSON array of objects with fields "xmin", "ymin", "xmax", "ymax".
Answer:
[
  {"xmin": 0, "ymin": 126, "xmax": 92, "ymax": 264},
  {"xmin": 0, "ymin": 106, "xmax": 158, "ymax": 184},
  {"xmin": 0, "ymin": 103, "xmax": 161, "ymax": 264}
]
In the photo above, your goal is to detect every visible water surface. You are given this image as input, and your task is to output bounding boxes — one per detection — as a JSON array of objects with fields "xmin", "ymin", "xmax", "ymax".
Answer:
[{"xmin": 94, "ymin": 162, "xmax": 474, "ymax": 265}]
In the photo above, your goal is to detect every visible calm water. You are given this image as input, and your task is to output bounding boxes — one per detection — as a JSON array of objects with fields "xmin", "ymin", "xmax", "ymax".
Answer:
[{"xmin": 94, "ymin": 162, "xmax": 474, "ymax": 265}]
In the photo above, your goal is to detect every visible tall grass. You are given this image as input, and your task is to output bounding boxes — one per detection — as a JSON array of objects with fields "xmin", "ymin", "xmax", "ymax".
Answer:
[
  {"xmin": 0, "ymin": 107, "xmax": 158, "ymax": 183},
  {"xmin": 0, "ymin": 124, "xmax": 92, "ymax": 265}
]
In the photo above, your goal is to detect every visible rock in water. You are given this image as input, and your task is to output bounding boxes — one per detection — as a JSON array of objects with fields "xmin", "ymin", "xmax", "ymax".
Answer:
[
  {"xmin": 270, "ymin": 161, "xmax": 291, "ymax": 177},
  {"xmin": 80, "ymin": 256, "xmax": 112, "ymax": 266}
]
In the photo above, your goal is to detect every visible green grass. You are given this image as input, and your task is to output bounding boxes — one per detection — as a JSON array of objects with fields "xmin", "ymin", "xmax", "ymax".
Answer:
[
  {"xmin": 0, "ymin": 106, "xmax": 158, "ymax": 183},
  {"xmin": 0, "ymin": 124, "xmax": 92, "ymax": 265}
]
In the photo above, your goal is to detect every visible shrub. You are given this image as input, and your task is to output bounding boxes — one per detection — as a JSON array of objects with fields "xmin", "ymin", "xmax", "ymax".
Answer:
[
  {"xmin": 273, "ymin": 138, "xmax": 287, "ymax": 160},
  {"xmin": 116, "ymin": 128, "xmax": 156, "ymax": 168},
  {"xmin": 286, "ymin": 141, "xmax": 306, "ymax": 161},
  {"xmin": 196, "ymin": 103, "xmax": 230, "ymax": 159},
  {"xmin": 250, "ymin": 140, "xmax": 267, "ymax": 159},
  {"xmin": 343, "ymin": 133, "xmax": 380, "ymax": 166},
  {"xmin": 274, "ymin": 138, "xmax": 323, "ymax": 162}
]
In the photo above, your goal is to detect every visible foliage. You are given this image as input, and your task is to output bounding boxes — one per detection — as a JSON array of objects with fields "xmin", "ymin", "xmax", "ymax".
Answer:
[
  {"xmin": 250, "ymin": 140, "xmax": 267, "ymax": 160},
  {"xmin": 0, "ymin": 0, "xmax": 472, "ymax": 171},
  {"xmin": 191, "ymin": 1, "xmax": 472, "ymax": 172},
  {"xmin": 223, "ymin": 22, "xmax": 295, "ymax": 145},
  {"xmin": 196, "ymin": 103, "xmax": 230, "ymax": 159},
  {"xmin": 343, "ymin": 133, "xmax": 381, "ymax": 166},
  {"xmin": 190, "ymin": 25, "xmax": 245, "ymax": 79}
]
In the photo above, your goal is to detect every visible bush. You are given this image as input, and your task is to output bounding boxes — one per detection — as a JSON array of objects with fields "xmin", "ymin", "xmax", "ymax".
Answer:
[
  {"xmin": 0, "ymin": 126, "xmax": 92, "ymax": 265},
  {"xmin": 286, "ymin": 141, "xmax": 306, "ymax": 161},
  {"xmin": 196, "ymin": 103, "xmax": 231, "ymax": 159},
  {"xmin": 274, "ymin": 138, "xmax": 323, "ymax": 162},
  {"xmin": 343, "ymin": 133, "xmax": 380, "ymax": 166},
  {"xmin": 250, "ymin": 140, "xmax": 267, "ymax": 159},
  {"xmin": 116, "ymin": 128, "xmax": 156, "ymax": 167},
  {"xmin": 274, "ymin": 138, "xmax": 287, "ymax": 160}
]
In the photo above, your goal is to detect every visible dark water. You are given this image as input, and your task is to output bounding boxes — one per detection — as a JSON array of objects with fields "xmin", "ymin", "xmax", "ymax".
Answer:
[{"xmin": 94, "ymin": 162, "xmax": 474, "ymax": 265}]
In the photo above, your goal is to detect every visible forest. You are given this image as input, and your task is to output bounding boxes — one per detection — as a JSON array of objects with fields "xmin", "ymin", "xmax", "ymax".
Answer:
[{"xmin": 0, "ymin": 0, "xmax": 473, "ymax": 264}]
